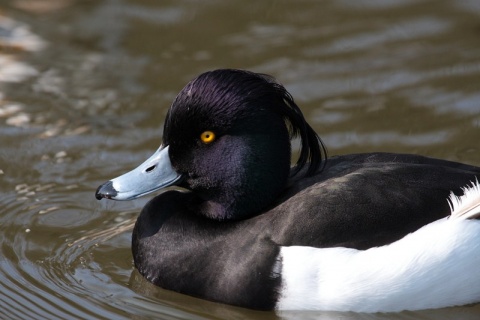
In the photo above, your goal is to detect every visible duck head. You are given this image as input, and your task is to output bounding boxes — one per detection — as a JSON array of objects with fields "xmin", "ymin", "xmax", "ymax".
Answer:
[{"xmin": 96, "ymin": 69, "xmax": 326, "ymax": 220}]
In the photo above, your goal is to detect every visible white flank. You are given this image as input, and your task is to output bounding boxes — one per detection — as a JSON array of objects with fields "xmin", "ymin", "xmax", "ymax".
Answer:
[{"xmin": 276, "ymin": 180, "xmax": 480, "ymax": 312}]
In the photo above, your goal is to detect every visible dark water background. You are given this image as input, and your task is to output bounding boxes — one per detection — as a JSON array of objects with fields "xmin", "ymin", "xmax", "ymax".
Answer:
[{"xmin": 0, "ymin": 0, "xmax": 479, "ymax": 319}]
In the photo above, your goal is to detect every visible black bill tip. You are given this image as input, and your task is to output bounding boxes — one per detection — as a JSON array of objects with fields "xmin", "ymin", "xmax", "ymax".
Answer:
[{"xmin": 95, "ymin": 181, "xmax": 117, "ymax": 200}]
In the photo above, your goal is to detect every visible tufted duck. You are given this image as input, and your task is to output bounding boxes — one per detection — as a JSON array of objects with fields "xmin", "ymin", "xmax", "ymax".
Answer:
[{"xmin": 96, "ymin": 69, "xmax": 480, "ymax": 312}]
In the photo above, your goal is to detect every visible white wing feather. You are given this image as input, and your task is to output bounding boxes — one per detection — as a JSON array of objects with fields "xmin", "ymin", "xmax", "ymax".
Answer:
[{"xmin": 449, "ymin": 179, "xmax": 480, "ymax": 220}]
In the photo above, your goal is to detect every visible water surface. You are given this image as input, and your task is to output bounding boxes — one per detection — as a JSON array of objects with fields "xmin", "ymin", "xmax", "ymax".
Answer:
[{"xmin": 0, "ymin": 0, "xmax": 479, "ymax": 319}]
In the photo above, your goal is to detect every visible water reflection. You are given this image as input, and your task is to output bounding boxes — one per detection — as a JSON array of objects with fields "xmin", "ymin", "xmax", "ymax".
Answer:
[{"xmin": 0, "ymin": 0, "xmax": 479, "ymax": 319}]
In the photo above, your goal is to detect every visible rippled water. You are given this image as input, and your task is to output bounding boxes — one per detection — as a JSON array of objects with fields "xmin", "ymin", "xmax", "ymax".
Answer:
[{"xmin": 0, "ymin": 0, "xmax": 479, "ymax": 319}]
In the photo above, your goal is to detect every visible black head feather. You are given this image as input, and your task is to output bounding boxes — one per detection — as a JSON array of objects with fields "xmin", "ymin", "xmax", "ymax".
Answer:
[
  {"xmin": 259, "ymin": 73, "xmax": 328, "ymax": 176},
  {"xmin": 163, "ymin": 69, "xmax": 327, "ymax": 176},
  {"xmin": 162, "ymin": 69, "xmax": 327, "ymax": 220}
]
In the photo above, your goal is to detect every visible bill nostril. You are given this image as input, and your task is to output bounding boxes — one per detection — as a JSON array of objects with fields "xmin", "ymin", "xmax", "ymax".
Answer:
[{"xmin": 146, "ymin": 165, "xmax": 156, "ymax": 173}]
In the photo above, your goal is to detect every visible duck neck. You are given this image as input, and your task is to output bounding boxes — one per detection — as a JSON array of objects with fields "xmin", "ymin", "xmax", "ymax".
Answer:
[{"xmin": 191, "ymin": 157, "xmax": 290, "ymax": 220}]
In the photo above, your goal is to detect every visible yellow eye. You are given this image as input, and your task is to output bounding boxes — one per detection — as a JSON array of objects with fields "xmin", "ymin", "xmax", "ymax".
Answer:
[{"xmin": 200, "ymin": 131, "xmax": 216, "ymax": 144}]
